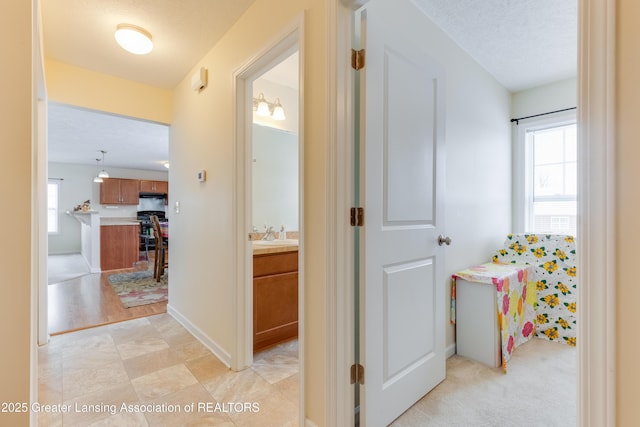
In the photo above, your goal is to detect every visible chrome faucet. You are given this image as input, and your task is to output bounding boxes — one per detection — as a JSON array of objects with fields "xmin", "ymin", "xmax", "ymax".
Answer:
[{"xmin": 261, "ymin": 225, "xmax": 276, "ymax": 241}]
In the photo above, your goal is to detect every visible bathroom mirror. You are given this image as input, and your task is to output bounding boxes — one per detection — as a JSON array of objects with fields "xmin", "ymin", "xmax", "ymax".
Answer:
[{"xmin": 252, "ymin": 124, "xmax": 298, "ymax": 232}]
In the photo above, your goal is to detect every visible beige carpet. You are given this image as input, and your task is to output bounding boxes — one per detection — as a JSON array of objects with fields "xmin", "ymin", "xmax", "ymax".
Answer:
[
  {"xmin": 48, "ymin": 253, "xmax": 90, "ymax": 284},
  {"xmin": 392, "ymin": 338, "xmax": 576, "ymax": 427}
]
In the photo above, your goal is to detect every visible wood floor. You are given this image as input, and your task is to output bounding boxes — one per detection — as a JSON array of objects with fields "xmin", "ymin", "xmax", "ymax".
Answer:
[{"xmin": 48, "ymin": 261, "xmax": 167, "ymax": 335}]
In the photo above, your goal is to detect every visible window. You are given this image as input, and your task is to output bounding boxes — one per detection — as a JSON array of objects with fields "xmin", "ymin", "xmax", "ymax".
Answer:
[
  {"xmin": 523, "ymin": 122, "xmax": 577, "ymax": 236},
  {"xmin": 48, "ymin": 180, "xmax": 60, "ymax": 234}
]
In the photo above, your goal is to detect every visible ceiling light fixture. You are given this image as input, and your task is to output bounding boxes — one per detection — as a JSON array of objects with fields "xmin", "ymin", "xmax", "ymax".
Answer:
[
  {"xmin": 253, "ymin": 93, "xmax": 286, "ymax": 121},
  {"xmin": 115, "ymin": 24, "xmax": 153, "ymax": 55},
  {"xmin": 93, "ymin": 158, "xmax": 103, "ymax": 183},
  {"xmin": 98, "ymin": 150, "xmax": 109, "ymax": 178}
]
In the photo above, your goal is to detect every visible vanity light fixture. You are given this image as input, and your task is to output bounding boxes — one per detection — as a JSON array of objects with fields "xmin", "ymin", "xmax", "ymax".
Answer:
[
  {"xmin": 254, "ymin": 93, "xmax": 270, "ymax": 116},
  {"xmin": 253, "ymin": 93, "xmax": 286, "ymax": 120},
  {"xmin": 271, "ymin": 98, "xmax": 286, "ymax": 121},
  {"xmin": 98, "ymin": 150, "xmax": 109, "ymax": 178},
  {"xmin": 115, "ymin": 24, "xmax": 153, "ymax": 55},
  {"xmin": 93, "ymin": 158, "xmax": 103, "ymax": 183}
]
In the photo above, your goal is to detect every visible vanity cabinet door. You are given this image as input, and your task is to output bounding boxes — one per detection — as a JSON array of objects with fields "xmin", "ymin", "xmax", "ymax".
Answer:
[
  {"xmin": 253, "ymin": 250, "xmax": 299, "ymax": 352},
  {"xmin": 253, "ymin": 271, "xmax": 298, "ymax": 352}
]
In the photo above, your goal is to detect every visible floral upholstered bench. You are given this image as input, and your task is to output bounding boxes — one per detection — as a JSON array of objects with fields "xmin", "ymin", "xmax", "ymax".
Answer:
[{"xmin": 492, "ymin": 234, "xmax": 577, "ymax": 346}]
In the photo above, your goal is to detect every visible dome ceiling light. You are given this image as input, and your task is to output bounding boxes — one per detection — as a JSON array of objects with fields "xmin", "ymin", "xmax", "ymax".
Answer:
[{"xmin": 115, "ymin": 24, "xmax": 153, "ymax": 55}]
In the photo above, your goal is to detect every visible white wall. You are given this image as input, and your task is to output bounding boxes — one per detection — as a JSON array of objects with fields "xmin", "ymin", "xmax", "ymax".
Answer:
[
  {"xmin": 169, "ymin": 3, "xmax": 333, "ymax": 422},
  {"xmin": 47, "ymin": 162, "xmax": 168, "ymax": 254},
  {"xmin": 511, "ymin": 78, "xmax": 577, "ymax": 119},
  {"xmin": 403, "ymin": 10, "xmax": 514, "ymax": 351}
]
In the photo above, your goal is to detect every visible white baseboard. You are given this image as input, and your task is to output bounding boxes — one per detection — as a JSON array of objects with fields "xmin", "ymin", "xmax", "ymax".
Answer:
[
  {"xmin": 166, "ymin": 304, "xmax": 232, "ymax": 368},
  {"xmin": 446, "ymin": 343, "xmax": 456, "ymax": 359}
]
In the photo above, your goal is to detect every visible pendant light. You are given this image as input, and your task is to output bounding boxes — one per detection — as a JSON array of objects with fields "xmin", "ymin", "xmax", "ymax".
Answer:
[
  {"xmin": 98, "ymin": 150, "xmax": 109, "ymax": 178},
  {"xmin": 93, "ymin": 158, "xmax": 103, "ymax": 183}
]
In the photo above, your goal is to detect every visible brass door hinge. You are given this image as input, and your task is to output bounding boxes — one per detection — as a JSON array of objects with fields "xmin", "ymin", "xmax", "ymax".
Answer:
[
  {"xmin": 351, "ymin": 48, "xmax": 366, "ymax": 71},
  {"xmin": 350, "ymin": 207, "xmax": 364, "ymax": 227},
  {"xmin": 351, "ymin": 363, "xmax": 365, "ymax": 385}
]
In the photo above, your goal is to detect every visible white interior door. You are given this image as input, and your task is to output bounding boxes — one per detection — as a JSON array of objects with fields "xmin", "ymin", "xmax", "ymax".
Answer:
[{"xmin": 359, "ymin": 1, "xmax": 447, "ymax": 425}]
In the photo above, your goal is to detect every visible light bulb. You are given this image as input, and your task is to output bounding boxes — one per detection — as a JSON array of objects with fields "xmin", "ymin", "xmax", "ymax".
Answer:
[{"xmin": 272, "ymin": 99, "xmax": 286, "ymax": 121}]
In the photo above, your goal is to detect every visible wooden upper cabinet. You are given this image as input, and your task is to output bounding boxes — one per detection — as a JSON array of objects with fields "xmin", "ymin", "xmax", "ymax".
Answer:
[
  {"xmin": 100, "ymin": 178, "xmax": 140, "ymax": 205},
  {"xmin": 100, "ymin": 178, "xmax": 121, "ymax": 204},
  {"xmin": 140, "ymin": 180, "xmax": 168, "ymax": 194},
  {"xmin": 119, "ymin": 179, "xmax": 140, "ymax": 204}
]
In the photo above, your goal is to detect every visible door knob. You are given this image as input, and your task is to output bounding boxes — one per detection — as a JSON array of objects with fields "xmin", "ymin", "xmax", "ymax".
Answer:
[{"xmin": 438, "ymin": 235, "xmax": 452, "ymax": 246}]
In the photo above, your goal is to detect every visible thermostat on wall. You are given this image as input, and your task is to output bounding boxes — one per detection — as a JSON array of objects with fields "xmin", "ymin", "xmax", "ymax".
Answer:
[{"xmin": 197, "ymin": 170, "xmax": 207, "ymax": 182}]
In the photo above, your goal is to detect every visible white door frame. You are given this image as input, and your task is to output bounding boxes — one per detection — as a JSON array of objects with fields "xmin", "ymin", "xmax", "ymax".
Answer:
[
  {"xmin": 330, "ymin": 0, "xmax": 616, "ymax": 425},
  {"xmin": 232, "ymin": 14, "xmax": 305, "ymax": 425}
]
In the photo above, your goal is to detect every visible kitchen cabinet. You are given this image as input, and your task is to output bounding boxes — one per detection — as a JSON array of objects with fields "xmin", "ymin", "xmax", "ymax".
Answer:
[
  {"xmin": 253, "ymin": 250, "xmax": 298, "ymax": 352},
  {"xmin": 100, "ymin": 223, "xmax": 140, "ymax": 270},
  {"xmin": 139, "ymin": 180, "xmax": 168, "ymax": 194},
  {"xmin": 100, "ymin": 178, "xmax": 140, "ymax": 205}
]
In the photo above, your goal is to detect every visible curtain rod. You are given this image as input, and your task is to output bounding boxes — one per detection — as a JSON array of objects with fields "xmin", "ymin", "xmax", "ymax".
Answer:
[{"xmin": 510, "ymin": 107, "xmax": 576, "ymax": 125}]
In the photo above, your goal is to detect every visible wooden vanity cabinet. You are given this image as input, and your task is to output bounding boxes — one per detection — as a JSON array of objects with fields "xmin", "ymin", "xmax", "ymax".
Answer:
[
  {"xmin": 253, "ymin": 250, "xmax": 298, "ymax": 352},
  {"xmin": 100, "ymin": 178, "xmax": 140, "ymax": 205}
]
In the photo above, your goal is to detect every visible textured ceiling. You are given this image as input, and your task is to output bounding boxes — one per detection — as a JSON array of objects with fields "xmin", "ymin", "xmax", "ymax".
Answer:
[
  {"xmin": 48, "ymin": 104, "xmax": 170, "ymax": 172},
  {"xmin": 44, "ymin": 0, "xmax": 576, "ymax": 171},
  {"xmin": 411, "ymin": 0, "xmax": 577, "ymax": 92}
]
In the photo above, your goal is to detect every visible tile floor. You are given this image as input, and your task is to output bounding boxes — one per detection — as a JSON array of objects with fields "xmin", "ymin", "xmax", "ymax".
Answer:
[{"xmin": 38, "ymin": 314, "xmax": 299, "ymax": 427}]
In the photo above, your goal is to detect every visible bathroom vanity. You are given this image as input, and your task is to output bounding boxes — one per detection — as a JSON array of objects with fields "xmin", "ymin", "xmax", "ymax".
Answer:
[{"xmin": 252, "ymin": 240, "xmax": 299, "ymax": 352}]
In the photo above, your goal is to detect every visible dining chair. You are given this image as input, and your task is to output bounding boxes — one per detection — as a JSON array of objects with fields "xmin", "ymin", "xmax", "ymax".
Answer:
[{"xmin": 150, "ymin": 215, "xmax": 168, "ymax": 281}]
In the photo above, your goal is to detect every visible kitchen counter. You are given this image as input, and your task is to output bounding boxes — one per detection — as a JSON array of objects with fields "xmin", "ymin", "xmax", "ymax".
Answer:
[
  {"xmin": 252, "ymin": 239, "xmax": 298, "ymax": 256},
  {"xmin": 70, "ymin": 211, "xmax": 101, "ymax": 273},
  {"xmin": 100, "ymin": 217, "xmax": 140, "ymax": 226}
]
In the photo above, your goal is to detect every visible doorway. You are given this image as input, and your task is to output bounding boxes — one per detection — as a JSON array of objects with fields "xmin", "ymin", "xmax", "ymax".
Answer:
[
  {"xmin": 233, "ymin": 22, "xmax": 304, "ymax": 424},
  {"xmin": 45, "ymin": 104, "xmax": 170, "ymax": 335},
  {"xmin": 339, "ymin": 1, "xmax": 612, "ymax": 427}
]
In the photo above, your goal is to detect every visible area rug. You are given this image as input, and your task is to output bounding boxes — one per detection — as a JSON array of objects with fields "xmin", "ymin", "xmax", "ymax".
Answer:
[{"xmin": 107, "ymin": 270, "xmax": 168, "ymax": 308}]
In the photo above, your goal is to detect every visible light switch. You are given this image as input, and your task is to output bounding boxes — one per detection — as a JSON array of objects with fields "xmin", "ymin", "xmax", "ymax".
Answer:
[{"xmin": 175, "ymin": 201, "xmax": 180, "ymax": 214}]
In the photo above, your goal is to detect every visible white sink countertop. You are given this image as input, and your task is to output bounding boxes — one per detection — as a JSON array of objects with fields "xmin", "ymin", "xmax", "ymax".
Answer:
[{"xmin": 252, "ymin": 239, "xmax": 298, "ymax": 255}]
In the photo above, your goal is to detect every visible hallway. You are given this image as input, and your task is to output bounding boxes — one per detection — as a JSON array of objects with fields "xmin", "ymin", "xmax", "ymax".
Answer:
[{"xmin": 38, "ymin": 314, "xmax": 299, "ymax": 426}]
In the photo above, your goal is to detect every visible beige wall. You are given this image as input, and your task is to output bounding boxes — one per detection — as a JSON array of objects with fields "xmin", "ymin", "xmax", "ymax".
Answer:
[
  {"xmin": 0, "ymin": 1, "xmax": 32, "ymax": 425},
  {"xmin": 615, "ymin": 0, "xmax": 640, "ymax": 424},
  {"xmin": 45, "ymin": 59, "xmax": 173, "ymax": 124},
  {"xmin": 169, "ymin": 0, "xmax": 328, "ymax": 424},
  {"xmin": 6, "ymin": 1, "xmax": 639, "ymax": 426}
]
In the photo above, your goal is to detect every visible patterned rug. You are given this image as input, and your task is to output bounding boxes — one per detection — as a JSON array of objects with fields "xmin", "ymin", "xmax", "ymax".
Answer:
[{"xmin": 107, "ymin": 270, "xmax": 168, "ymax": 308}]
